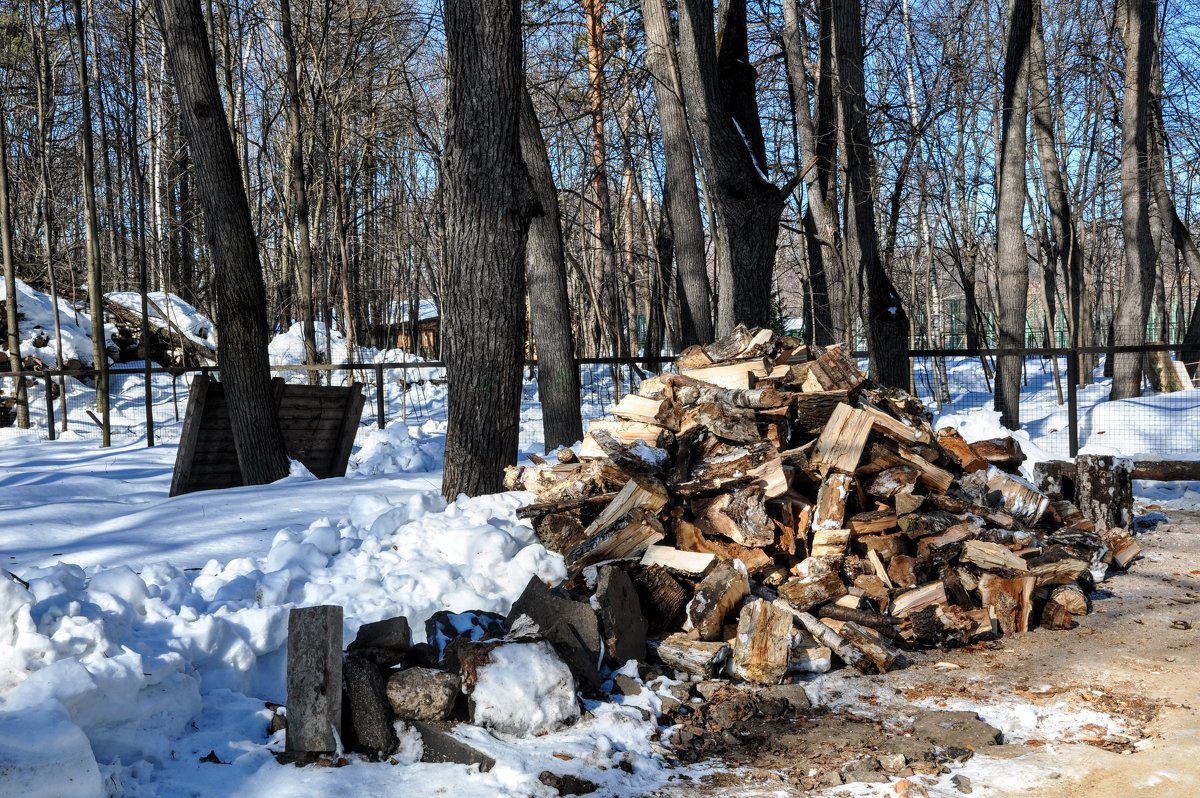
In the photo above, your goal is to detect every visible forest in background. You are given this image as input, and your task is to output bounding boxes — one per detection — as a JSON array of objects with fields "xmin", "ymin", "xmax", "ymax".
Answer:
[{"xmin": 0, "ymin": 0, "xmax": 1199, "ymax": 368}]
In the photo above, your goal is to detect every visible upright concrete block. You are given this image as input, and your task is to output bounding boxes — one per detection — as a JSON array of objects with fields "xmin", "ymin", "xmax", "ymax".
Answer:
[{"xmin": 286, "ymin": 605, "xmax": 343, "ymax": 755}]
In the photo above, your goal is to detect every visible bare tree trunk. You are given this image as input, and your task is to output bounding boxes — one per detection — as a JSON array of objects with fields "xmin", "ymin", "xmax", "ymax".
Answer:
[
  {"xmin": 441, "ymin": 0, "xmax": 538, "ymax": 498},
  {"xmin": 279, "ymin": 0, "xmax": 318, "ymax": 383},
  {"xmin": 154, "ymin": 0, "xmax": 290, "ymax": 484},
  {"xmin": 0, "ymin": 116, "xmax": 27, "ymax": 428},
  {"xmin": 1111, "ymin": 0, "xmax": 1157, "ymax": 399},
  {"xmin": 640, "ymin": 0, "xmax": 712, "ymax": 346},
  {"xmin": 71, "ymin": 0, "xmax": 111, "ymax": 445},
  {"xmin": 994, "ymin": 0, "xmax": 1033, "ymax": 428},
  {"xmin": 519, "ymin": 88, "xmax": 582, "ymax": 451},
  {"xmin": 832, "ymin": 0, "xmax": 909, "ymax": 387}
]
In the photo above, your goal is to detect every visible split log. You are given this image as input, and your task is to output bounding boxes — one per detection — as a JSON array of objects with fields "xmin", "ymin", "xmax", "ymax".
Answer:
[
  {"xmin": 674, "ymin": 440, "xmax": 787, "ymax": 497},
  {"xmin": 581, "ymin": 475, "xmax": 668, "ymax": 537},
  {"xmin": 837, "ymin": 621, "xmax": 903, "ymax": 673},
  {"xmin": 959, "ymin": 540, "xmax": 1029, "ymax": 573},
  {"xmin": 694, "ymin": 488, "xmax": 776, "ymax": 548},
  {"xmin": 894, "ymin": 446, "xmax": 954, "ymax": 493},
  {"xmin": 810, "ymin": 528, "xmax": 850, "ymax": 557},
  {"xmin": 978, "ymin": 573, "xmax": 1036, "ymax": 634},
  {"xmin": 861, "ymin": 533, "xmax": 903, "ymax": 563},
  {"xmin": 916, "ymin": 525, "xmax": 974, "ymax": 560},
  {"xmin": 673, "ymin": 516, "xmax": 774, "ymax": 573},
  {"xmin": 924, "ymin": 493, "xmax": 1015, "ymax": 529},
  {"xmin": 686, "ymin": 560, "xmax": 750, "ymax": 641},
  {"xmin": 518, "ymin": 491, "xmax": 618, "ymax": 522},
  {"xmin": 640, "ymin": 545, "xmax": 716, "ymax": 577},
  {"xmin": 811, "ymin": 472, "xmax": 853, "ymax": 531},
  {"xmin": 682, "ymin": 401, "xmax": 759, "ymax": 443},
  {"xmin": 611, "ymin": 394, "xmax": 679, "ymax": 431},
  {"xmin": 848, "ymin": 510, "xmax": 898, "ymax": 536},
  {"xmin": 1100, "ymin": 527, "xmax": 1141, "ymax": 569},
  {"xmin": 1026, "ymin": 547, "xmax": 1090, "ymax": 586},
  {"xmin": 564, "ymin": 508, "xmax": 665, "ymax": 577},
  {"xmin": 810, "ymin": 403, "xmax": 874, "ymax": 477},
  {"xmin": 792, "ymin": 390, "xmax": 851, "ymax": 430},
  {"xmin": 893, "ymin": 488, "xmax": 925, "ymax": 518},
  {"xmin": 703, "ymin": 323, "xmax": 756, "ymax": 362},
  {"xmin": 651, "ymin": 634, "xmax": 729, "ymax": 678},
  {"xmin": 935, "ymin": 428, "xmax": 987, "ymax": 472},
  {"xmin": 677, "ymin": 344, "xmax": 714, "ymax": 369},
  {"xmin": 887, "ymin": 555, "xmax": 919, "ymax": 589},
  {"xmin": 969, "ymin": 436, "xmax": 1027, "ymax": 470},
  {"xmin": 631, "ymin": 565, "xmax": 689, "ymax": 632},
  {"xmin": 587, "ymin": 429, "xmax": 666, "ymax": 475},
  {"xmin": 800, "ymin": 345, "xmax": 865, "ymax": 392},
  {"xmin": 791, "ymin": 610, "xmax": 872, "ymax": 673},
  {"xmin": 681, "ymin": 360, "xmax": 768, "ymax": 390},
  {"xmin": 665, "ymin": 375, "xmax": 792, "ymax": 408},
  {"xmin": 984, "ymin": 466, "xmax": 1050, "ymax": 525},
  {"xmin": 858, "ymin": 401, "xmax": 929, "ymax": 445},
  {"xmin": 867, "ymin": 549, "xmax": 893, "ymax": 587},
  {"xmin": 788, "ymin": 643, "xmax": 833, "ymax": 674},
  {"xmin": 777, "ymin": 570, "xmax": 847, "ymax": 612},
  {"xmin": 865, "ymin": 466, "xmax": 921, "ymax": 498},
  {"xmin": 730, "ymin": 599, "xmax": 794, "ymax": 684},
  {"xmin": 890, "ymin": 581, "xmax": 947, "ymax": 617}
]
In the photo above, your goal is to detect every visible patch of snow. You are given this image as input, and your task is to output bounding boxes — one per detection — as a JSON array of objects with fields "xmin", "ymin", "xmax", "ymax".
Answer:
[{"xmin": 468, "ymin": 641, "xmax": 579, "ymax": 736}]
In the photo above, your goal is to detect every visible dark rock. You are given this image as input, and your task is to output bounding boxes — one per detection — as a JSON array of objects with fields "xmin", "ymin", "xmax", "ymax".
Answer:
[
  {"xmin": 594, "ymin": 566, "xmax": 647, "ymax": 664},
  {"xmin": 409, "ymin": 720, "xmax": 495, "ymax": 771},
  {"xmin": 506, "ymin": 576, "xmax": 602, "ymax": 691},
  {"xmin": 343, "ymin": 655, "xmax": 398, "ymax": 759},
  {"xmin": 425, "ymin": 610, "xmax": 507, "ymax": 663},
  {"xmin": 387, "ymin": 667, "xmax": 460, "ymax": 721},
  {"xmin": 348, "ymin": 616, "xmax": 411, "ymax": 666},
  {"xmin": 952, "ymin": 774, "xmax": 974, "ymax": 793},
  {"xmin": 753, "ymin": 682, "xmax": 812, "ymax": 712},
  {"xmin": 405, "ymin": 642, "xmax": 441, "ymax": 669},
  {"xmin": 910, "ymin": 710, "xmax": 1002, "ymax": 750},
  {"xmin": 609, "ymin": 673, "xmax": 644, "ymax": 698},
  {"xmin": 538, "ymin": 771, "xmax": 598, "ymax": 795}
]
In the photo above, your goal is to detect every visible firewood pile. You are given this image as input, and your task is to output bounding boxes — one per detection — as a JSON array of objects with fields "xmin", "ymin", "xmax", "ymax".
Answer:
[{"xmin": 506, "ymin": 325, "xmax": 1142, "ymax": 684}]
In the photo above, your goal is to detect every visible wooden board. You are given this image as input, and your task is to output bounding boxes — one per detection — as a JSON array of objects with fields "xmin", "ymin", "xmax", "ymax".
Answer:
[{"xmin": 170, "ymin": 376, "xmax": 365, "ymax": 496}]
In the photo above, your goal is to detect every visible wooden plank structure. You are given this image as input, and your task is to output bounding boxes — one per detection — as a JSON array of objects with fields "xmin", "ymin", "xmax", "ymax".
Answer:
[{"xmin": 170, "ymin": 374, "xmax": 365, "ymax": 496}]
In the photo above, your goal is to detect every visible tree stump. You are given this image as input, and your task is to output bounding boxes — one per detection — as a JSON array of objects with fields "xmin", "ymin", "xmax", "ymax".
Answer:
[{"xmin": 1075, "ymin": 454, "xmax": 1133, "ymax": 532}]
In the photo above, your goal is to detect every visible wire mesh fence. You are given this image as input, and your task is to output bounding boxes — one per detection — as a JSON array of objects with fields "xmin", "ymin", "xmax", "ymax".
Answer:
[{"xmin": 1, "ymin": 347, "xmax": 1196, "ymax": 461}]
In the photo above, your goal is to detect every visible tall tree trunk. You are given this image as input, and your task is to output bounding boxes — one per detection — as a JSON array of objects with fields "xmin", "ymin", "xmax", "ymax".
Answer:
[
  {"xmin": 441, "ymin": 0, "xmax": 538, "ymax": 498},
  {"xmin": 781, "ymin": 0, "xmax": 836, "ymax": 345},
  {"xmin": 675, "ymin": 0, "xmax": 790, "ymax": 333},
  {"xmin": 1111, "ymin": 0, "xmax": 1157, "ymax": 399},
  {"xmin": 815, "ymin": 0, "xmax": 849, "ymax": 341},
  {"xmin": 0, "ymin": 117, "xmax": 27, "ymax": 428},
  {"xmin": 993, "ymin": 0, "xmax": 1033, "ymax": 428},
  {"xmin": 519, "ymin": 89, "xmax": 582, "ymax": 450},
  {"xmin": 154, "ymin": 0, "xmax": 290, "ymax": 484},
  {"xmin": 832, "ymin": 0, "xmax": 909, "ymax": 387},
  {"xmin": 71, "ymin": 0, "xmax": 111, "ymax": 445},
  {"xmin": 640, "ymin": 0, "xmax": 712, "ymax": 346}
]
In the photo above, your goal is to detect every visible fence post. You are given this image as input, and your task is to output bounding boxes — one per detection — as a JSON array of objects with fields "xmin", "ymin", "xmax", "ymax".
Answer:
[
  {"xmin": 44, "ymin": 372, "xmax": 55, "ymax": 442},
  {"xmin": 1067, "ymin": 349, "xmax": 1079, "ymax": 458},
  {"xmin": 375, "ymin": 362, "xmax": 386, "ymax": 429}
]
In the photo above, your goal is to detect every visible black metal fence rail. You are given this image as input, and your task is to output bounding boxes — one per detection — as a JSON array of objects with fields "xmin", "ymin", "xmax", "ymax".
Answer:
[{"xmin": 2, "ymin": 348, "xmax": 1196, "ymax": 461}]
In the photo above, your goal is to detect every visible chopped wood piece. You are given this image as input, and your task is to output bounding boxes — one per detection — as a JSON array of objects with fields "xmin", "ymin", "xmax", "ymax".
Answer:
[
  {"xmin": 792, "ymin": 390, "xmax": 851, "ymax": 430},
  {"xmin": 681, "ymin": 360, "xmax": 766, "ymax": 390},
  {"xmin": 812, "ymin": 473, "xmax": 853, "ymax": 531},
  {"xmin": 894, "ymin": 446, "xmax": 954, "ymax": 493},
  {"xmin": 866, "ymin": 466, "xmax": 920, "ymax": 498},
  {"xmin": 861, "ymin": 533, "xmax": 903, "ymax": 562},
  {"xmin": 969, "ymin": 436, "xmax": 1027, "ymax": 470},
  {"xmin": 978, "ymin": 573, "xmax": 1036, "ymax": 634},
  {"xmin": 582, "ymin": 476, "xmax": 668, "ymax": 537},
  {"xmin": 686, "ymin": 561, "xmax": 750, "ymax": 641},
  {"xmin": 1039, "ymin": 600, "xmax": 1074, "ymax": 631},
  {"xmin": 631, "ymin": 565, "xmax": 689, "ymax": 632},
  {"xmin": 676, "ymin": 345, "xmax": 714, "ymax": 369},
  {"xmin": 959, "ymin": 540, "xmax": 1029, "ymax": 573},
  {"xmin": 810, "ymin": 528, "xmax": 851, "ymax": 557},
  {"xmin": 816, "ymin": 602, "xmax": 897, "ymax": 629},
  {"xmin": 924, "ymin": 493, "xmax": 1015, "ymax": 529},
  {"xmin": 1100, "ymin": 527, "xmax": 1141, "ymax": 569},
  {"xmin": 578, "ymin": 421, "xmax": 669, "ymax": 459},
  {"xmin": 849, "ymin": 574, "xmax": 891, "ymax": 609},
  {"xmin": 1076, "ymin": 455, "xmax": 1134, "ymax": 532},
  {"xmin": 666, "ymin": 375, "xmax": 792, "ymax": 408},
  {"xmin": 791, "ymin": 610, "xmax": 872, "ymax": 673},
  {"xmin": 890, "ymin": 581, "xmax": 947, "ymax": 618},
  {"xmin": 777, "ymin": 570, "xmax": 847, "ymax": 612},
  {"xmin": 1026, "ymin": 547, "xmax": 1089, "ymax": 586},
  {"xmin": 984, "ymin": 466, "xmax": 1050, "ymax": 525},
  {"xmin": 887, "ymin": 555, "xmax": 919, "ymax": 589},
  {"xmin": 837, "ymin": 621, "xmax": 903, "ymax": 673},
  {"xmin": 695, "ymin": 488, "xmax": 776, "ymax": 548},
  {"xmin": 1047, "ymin": 583, "xmax": 1089, "ymax": 616},
  {"xmin": 534, "ymin": 513, "xmax": 587, "ymax": 554},
  {"xmin": 673, "ymin": 517, "xmax": 774, "ymax": 573},
  {"xmin": 800, "ymin": 345, "xmax": 866, "ymax": 392},
  {"xmin": 893, "ymin": 488, "xmax": 926, "ymax": 518},
  {"xmin": 848, "ymin": 510, "xmax": 898, "ymax": 536},
  {"xmin": 640, "ymin": 545, "xmax": 716, "ymax": 577},
  {"xmin": 936, "ymin": 427, "xmax": 987, "ymax": 472},
  {"xmin": 564, "ymin": 508, "xmax": 665, "ymax": 577},
  {"xmin": 681, "ymin": 402, "xmax": 759, "ymax": 443},
  {"xmin": 789, "ymin": 643, "xmax": 833, "ymax": 674},
  {"xmin": 518, "ymin": 491, "xmax": 618, "ymax": 522},
  {"xmin": 867, "ymin": 549, "xmax": 893, "ymax": 587},
  {"xmin": 859, "ymin": 401, "xmax": 927, "ymax": 445},
  {"xmin": 611, "ymin": 394, "xmax": 679, "ymax": 431},
  {"xmin": 587, "ymin": 429, "xmax": 666, "ymax": 475},
  {"xmin": 898, "ymin": 509, "xmax": 961, "ymax": 540},
  {"xmin": 703, "ymin": 324, "xmax": 756, "ymax": 362},
  {"xmin": 556, "ymin": 447, "xmax": 578, "ymax": 464},
  {"xmin": 674, "ymin": 440, "xmax": 787, "ymax": 497},
  {"xmin": 810, "ymin": 403, "xmax": 874, "ymax": 477},
  {"xmin": 730, "ymin": 599, "xmax": 794, "ymax": 684},
  {"xmin": 651, "ymin": 634, "xmax": 729, "ymax": 678}
]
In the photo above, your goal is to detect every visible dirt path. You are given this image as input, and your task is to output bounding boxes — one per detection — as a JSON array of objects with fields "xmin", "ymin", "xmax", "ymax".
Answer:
[{"xmin": 653, "ymin": 507, "xmax": 1200, "ymax": 797}]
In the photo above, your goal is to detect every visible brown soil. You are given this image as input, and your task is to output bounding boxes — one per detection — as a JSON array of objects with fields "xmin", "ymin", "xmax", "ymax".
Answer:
[{"xmin": 651, "ymin": 507, "xmax": 1200, "ymax": 797}]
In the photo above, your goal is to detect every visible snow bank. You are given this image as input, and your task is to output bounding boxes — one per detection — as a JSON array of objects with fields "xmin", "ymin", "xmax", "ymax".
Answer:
[
  {"xmin": 349, "ymin": 423, "xmax": 444, "ymax": 476},
  {"xmin": 0, "ymin": 490, "xmax": 566, "ymax": 794},
  {"xmin": 106, "ymin": 291, "xmax": 216, "ymax": 353},
  {"xmin": 0, "ymin": 276, "xmax": 104, "ymax": 368},
  {"xmin": 268, "ymin": 321, "xmax": 350, "ymax": 367}
]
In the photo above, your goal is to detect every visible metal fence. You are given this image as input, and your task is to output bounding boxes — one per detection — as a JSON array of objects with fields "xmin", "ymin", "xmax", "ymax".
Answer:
[{"xmin": 1, "ymin": 346, "xmax": 1197, "ymax": 460}]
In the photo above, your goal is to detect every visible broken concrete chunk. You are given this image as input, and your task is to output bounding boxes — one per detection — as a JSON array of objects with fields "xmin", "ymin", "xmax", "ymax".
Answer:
[
  {"xmin": 594, "ymin": 566, "xmax": 648, "ymax": 665},
  {"xmin": 343, "ymin": 655, "xmax": 398, "ymax": 759},
  {"xmin": 386, "ymin": 667, "xmax": 461, "ymax": 722},
  {"xmin": 347, "ymin": 616, "xmax": 411, "ymax": 666},
  {"xmin": 506, "ymin": 576, "xmax": 603, "ymax": 691}
]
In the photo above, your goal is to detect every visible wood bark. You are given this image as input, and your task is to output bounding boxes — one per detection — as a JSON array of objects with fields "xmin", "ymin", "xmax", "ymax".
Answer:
[
  {"xmin": 831, "ymin": 0, "xmax": 909, "ymax": 387},
  {"xmin": 441, "ymin": 0, "xmax": 538, "ymax": 498},
  {"xmin": 154, "ymin": 0, "xmax": 290, "ymax": 484},
  {"xmin": 0, "ymin": 116, "xmax": 28, "ymax": 428},
  {"xmin": 519, "ymin": 89, "xmax": 583, "ymax": 450},
  {"xmin": 1111, "ymin": 0, "xmax": 1157, "ymax": 399}
]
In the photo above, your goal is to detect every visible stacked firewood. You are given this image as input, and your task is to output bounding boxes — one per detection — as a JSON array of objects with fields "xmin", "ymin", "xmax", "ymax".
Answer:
[{"xmin": 506, "ymin": 325, "xmax": 1140, "ymax": 684}]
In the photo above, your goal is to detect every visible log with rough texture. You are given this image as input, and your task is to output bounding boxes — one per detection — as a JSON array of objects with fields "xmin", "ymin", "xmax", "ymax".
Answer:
[
  {"xmin": 1075, "ymin": 454, "xmax": 1134, "ymax": 532},
  {"xmin": 924, "ymin": 493, "xmax": 1015, "ymax": 529},
  {"xmin": 792, "ymin": 610, "xmax": 872, "ymax": 673},
  {"xmin": 894, "ymin": 446, "xmax": 954, "ymax": 493},
  {"xmin": 565, "ymin": 508, "xmax": 665, "ymax": 578},
  {"xmin": 936, "ymin": 427, "xmax": 987, "ymax": 472},
  {"xmin": 632, "ymin": 565, "xmax": 689, "ymax": 632},
  {"xmin": 837, "ymin": 620, "xmax": 903, "ymax": 673},
  {"xmin": 694, "ymin": 488, "xmax": 776, "ymax": 547},
  {"xmin": 651, "ymin": 634, "xmax": 729, "ymax": 678},
  {"xmin": 858, "ymin": 401, "xmax": 927, "ymax": 445},
  {"xmin": 640, "ymin": 545, "xmax": 716, "ymax": 577},
  {"xmin": 887, "ymin": 555, "xmax": 919, "ymax": 589},
  {"xmin": 810, "ymin": 528, "xmax": 851, "ymax": 557},
  {"xmin": 890, "ymin": 581, "xmax": 947, "ymax": 617},
  {"xmin": 579, "ymin": 420, "xmax": 670, "ymax": 459},
  {"xmin": 812, "ymin": 472, "xmax": 853, "ymax": 531},
  {"xmin": 730, "ymin": 598, "xmax": 794, "ymax": 684},
  {"xmin": 792, "ymin": 390, "xmax": 851, "ymax": 430},
  {"xmin": 673, "ymin": 516, "xmax": 774, "ymax": 573},
  {"xmin": 810, "ymin": 403, "xmax": 874, "ymax": 477},
  {"xmin": 611, "ymin": 393, "xmax": 679, "ymax": 430},
  {"xmin": 978, "ymin": 573, "xmax": 1036, "ymax": 634},
  {"xmin": 666, "ymin": 374, "xmax": 791, "ymax": 408},
  {"xmin": 848, "ymin": 510, "xmax": 898, "ymax": 536},
  {"xmin": 285, "ymin": 605, "xmax": 343, "ymax": 754},
  {"xmin": 866, "ymin": 466, "xmax": 920, "ymax": 498},
  {"xmin": 681, "ymin": 360, "xmax": 764, "ymax": 390},
  {"xmin": 1026, "ymin": 547, "xmax": 1089, "ymax": 586},
  {"xmin": 969, "ymin": 436, "xmax": 1027, "ymax": 470},
  {"xmin": 686, "ymin": 560, "xmax": 751, "ymax": 641},
  {"xmin": 582, "ymin": 475, "xmax": 669, "ymax": 537},
  {"xmin": 682, "ymin": 401, "xmax": 759, "ymax": 443},
  {"xmin": 676, "ymin": 440, "xmax": 787, "ymax": 497},
  {"xmin": 1101, "ymin": 527, "xmax": 1141, "ymax": 569},
  {"xmin": 985, "ymin": 466, "xmax": 1050, "ymax": 525},
  {"xmin": 588, "ymin": 429, "xmax": 666, "ymax": 474},
  {"xmin": 959, "ymin": 539, "xmax": 1029, "ymax": 573},
  {"xmin": 801, "ymin": 345, "xmax": 866, "ymax": 392},
  {"xmin": 778, "ymin": 570, "xmax": 847, "ymax": 612}
]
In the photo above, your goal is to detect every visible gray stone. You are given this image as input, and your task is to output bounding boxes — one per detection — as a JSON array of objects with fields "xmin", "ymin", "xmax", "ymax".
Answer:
[
  {"xmin": 386, "ymin": 667, "xmax": 460, "ymax": 721},
  {"xmin": 344, "ymin": 655, "xmax": 398, "ymax": 758},
  {"xmin": 594, "ymin": 566, "xmax": 647, "ymax": 664},
  {"xmin": 409, "ymin": 720, "xmax": 495, "ymax": 771},
  {"xmin": 538, "ymin": 771, "xmax": 598, "ymax": 795},
  {"xmin": 752, "ymin": 682, "xmax": 812, "ymax": 711},
  {"xmin": 609, "ymin": 673, "xmax": 644, "ymax": 698},
  {"xmin": 910, "ymin": 710, "xmax": 1003, "ymax": 750},
  {"xmin": 506, "ymin": 576, "xmax": 602, "ymax": 690},
  {"xmin": 952, "ymin": 774, "xmax": 974, "ymax": 794},
  {"xmin": 348, "ymin": 616, "xmax": 411, "ymax": 666},
  {"xmin": 285, "ymin": 605, "xmax": 343, "ymax": 755}
]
